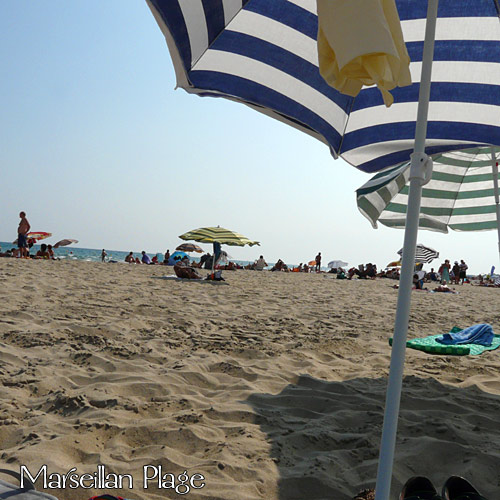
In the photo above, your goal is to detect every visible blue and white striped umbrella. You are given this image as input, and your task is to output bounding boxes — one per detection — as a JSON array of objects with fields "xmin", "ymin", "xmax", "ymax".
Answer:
[
  {"xmin": 146, "ymin": 0, "xmax": 500, "ymax": 173},
  {"xmin": 145, "ymin": 3, "xmax": 500, "ymax": 499}
]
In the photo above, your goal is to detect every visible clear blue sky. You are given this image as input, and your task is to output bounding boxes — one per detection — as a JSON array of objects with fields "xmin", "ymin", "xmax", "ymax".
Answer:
[{"xmin": 1, "ymin": 1, "xmax": 498, "ymax": 274}]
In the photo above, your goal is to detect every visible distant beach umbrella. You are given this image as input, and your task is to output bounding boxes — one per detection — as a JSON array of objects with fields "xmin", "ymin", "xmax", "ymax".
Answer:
[
  {"xmin": 27, "ymin": 231, "xmax": 51, "ymax": 241},
  {"xmin": 54, "ymin": 239, "xmax": 78, "ymax": 248},
  {"xmin": 397, "ymin": 244, "xmax": 439, "ymax": 264},
  {"xmin": 179, "ymin": 226, "xmax": 259, "ymax": 271},
  {"xmin": 169, "ymin": 251, "xmax": 188, "ymax": 261},
  {"xmin": 175, "ymin": 243, "xmax": 203, "ymax": 253},
  {"xmin": 167, "ymin": 251, "xmax": 188, "ymax": 266},
  {"xmin": 13, "ymin": 231, "xmax": 52, "ymax": 245},
  {"xmin": 386, "ymin": 260, "xmax": 402, "ymax": 268},
  {"xmin": 179, "ymin": 226, "xmax": 259, "ymax": 247},
  {"xmin": 328, "ymin": 260, "xmax": 348, "ymax": 269}
]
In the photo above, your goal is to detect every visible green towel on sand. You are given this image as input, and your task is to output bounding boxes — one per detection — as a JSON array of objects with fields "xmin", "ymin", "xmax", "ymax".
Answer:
[{"xmin": 389, "ymin": 327, "xmax": 500, "ymax": 356}]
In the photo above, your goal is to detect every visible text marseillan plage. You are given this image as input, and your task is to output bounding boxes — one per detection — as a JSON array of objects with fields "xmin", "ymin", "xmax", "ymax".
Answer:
[{"xmin": 19, "ymin": 465, "xmax": 205, "ymax": 494}]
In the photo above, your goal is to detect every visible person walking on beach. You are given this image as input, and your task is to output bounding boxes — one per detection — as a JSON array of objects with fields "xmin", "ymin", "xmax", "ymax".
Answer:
[
  {"xmin": 17, "ymin": 211, "xmax": 30, "ymax": 258},
  {"xmin": 315, "ymin": 252, "xmax": 322, "ymax": 272},
  {"xmin": 101, "ymin": 249, "xmax": 107, "ymax": 262}
]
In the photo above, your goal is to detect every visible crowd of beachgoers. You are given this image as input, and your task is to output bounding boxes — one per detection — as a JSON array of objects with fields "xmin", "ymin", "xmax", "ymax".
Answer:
[
  {"xmin": 5, "ymin": 241, "xmax": 499, "ymax": 290},
  {"xmin": 4, "ymin": 211, "xmax": 498, "ymax": 288}
]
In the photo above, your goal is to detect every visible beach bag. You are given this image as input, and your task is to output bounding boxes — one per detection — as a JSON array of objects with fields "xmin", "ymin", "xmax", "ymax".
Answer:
[{"xmin": 0, "ymin": 469, "xmax": 58, "ymax": 499}]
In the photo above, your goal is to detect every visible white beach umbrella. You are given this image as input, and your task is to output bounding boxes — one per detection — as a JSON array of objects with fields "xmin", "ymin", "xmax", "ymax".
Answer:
[{"xmin": 327, "ymin": 260, "xmax": 348, "ymax": 268}]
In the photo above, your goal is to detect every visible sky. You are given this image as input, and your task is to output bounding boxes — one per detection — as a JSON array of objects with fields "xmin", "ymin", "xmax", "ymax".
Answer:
[{"xmin": 1, "ymin": 1, "xmax": 498, "ymax": 274}]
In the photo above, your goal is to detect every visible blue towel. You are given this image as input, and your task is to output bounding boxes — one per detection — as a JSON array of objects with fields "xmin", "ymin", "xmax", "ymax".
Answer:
[{"xmin": 436, "ymin": 323, "xmax": 494, "ymax": 346}]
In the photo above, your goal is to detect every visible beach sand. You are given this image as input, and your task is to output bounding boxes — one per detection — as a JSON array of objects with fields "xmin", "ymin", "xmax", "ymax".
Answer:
[{"xmin": 0, "ymin": 259, "xmax": 499, "ymax": 499}]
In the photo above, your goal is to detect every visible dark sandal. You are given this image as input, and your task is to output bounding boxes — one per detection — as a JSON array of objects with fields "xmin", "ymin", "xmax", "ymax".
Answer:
[
  {"xmin": 442, "ymin": 476, "xmax": 488, "ymax": 500},
  {"xmin": 400, "ymin": 476, "xmax": 443, "ymax": 500}
]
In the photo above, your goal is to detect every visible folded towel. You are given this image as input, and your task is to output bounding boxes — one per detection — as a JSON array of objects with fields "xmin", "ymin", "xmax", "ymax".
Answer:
[
  {"xmin": 436, "ymin": 323, "xmax": 493, "ymax": 346},
  {"xmin": 317, "ymin": 0, "xmax": 411, "ymax": 106}
]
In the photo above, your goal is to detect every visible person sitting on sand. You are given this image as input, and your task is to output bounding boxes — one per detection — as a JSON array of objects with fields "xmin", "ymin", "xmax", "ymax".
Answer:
[
  {"xmin": 428, "ymin": 268, "xmax": 438, "ymax": 281},
  {"xmin": 35, "ymin": 243, "xmax": 50, "ymax": 259},
  {"xmin": 365, "ymin": 263, "xmax": 376, "ymax": 279},
  {"xmin": 254, "ymin": 255, "xmax": 267, "ymax": 271},
  {"xmin": 141, "ymin": 251, "xmax": 151, "ymax": 264},
  {"xmin": 152, "ymin": 255, "xmax": 159, "ymax": 264},
  {"xmin": 413, "ymin": 273, "xmax": 423, "ymax": 290},
  {"xmin": 348, "ymin": 265, "xmax": 368, "ymax": 279},
  {"xmin": 174, "ymin": 256, "xmax": 202, "ymax": 279},
  {"xmin": 271, "ymin": 259, "xmax": 288, "ymax": 272},
  {"xmin": 47, "ymin": 244, "xmax": 55, "ymax": 260},
  {"xmin": 125, "ymin": 252, "xmax": 134, "ymax": 263}
]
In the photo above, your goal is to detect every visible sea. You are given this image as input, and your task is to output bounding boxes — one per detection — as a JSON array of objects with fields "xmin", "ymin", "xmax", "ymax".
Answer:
[{"xmin": 0, "ymin": 242, "xmax": 256, "ymax": 267}]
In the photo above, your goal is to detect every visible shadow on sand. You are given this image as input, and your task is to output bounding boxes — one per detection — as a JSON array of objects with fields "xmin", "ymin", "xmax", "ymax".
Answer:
[{"xmin": 246, "ymin": 374, "xmax": 500, "ymax": 500}]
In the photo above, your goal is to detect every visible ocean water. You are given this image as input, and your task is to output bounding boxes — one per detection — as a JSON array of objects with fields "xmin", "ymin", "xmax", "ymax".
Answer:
[
  {"xmin": 0, "ymin": 242, "xmax": 257, "ymax": 267},
  {"xmin": 0, "ymin": 241, "xmax": 131, "ymax": 262}
]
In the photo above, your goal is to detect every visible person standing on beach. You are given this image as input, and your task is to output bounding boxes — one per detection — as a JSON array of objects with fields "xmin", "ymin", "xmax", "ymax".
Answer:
[
  {"xmin": 315, "ymin": 252, "xmax": 322, "ymax": 272},
  {"xmin": 17, "ymin": 211, "xmax": 30, "ymax": 258},
  {"xmin": 459, "ymin": 259, "xmax": 468, "ymax": 284},
  {"xmin": 438, "ymin": 259, "xmax": 451, "ymax": 284},
  {"xmin": 101, "ymin": 249, "xmax": 107, "ymax": 262}
]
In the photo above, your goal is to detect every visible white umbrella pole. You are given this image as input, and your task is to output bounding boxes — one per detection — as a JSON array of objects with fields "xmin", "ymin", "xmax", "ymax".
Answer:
[
  {"xmin": 491, "ymin": 149, "xmax": 500, "ymax": 262},
  {"xmin": 374, "ymin": 1, "xmax": 439, "ymax": 499}
]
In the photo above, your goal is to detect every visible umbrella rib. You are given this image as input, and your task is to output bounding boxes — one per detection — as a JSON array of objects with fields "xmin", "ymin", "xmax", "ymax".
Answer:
[{"xmin": 189, "ymin": 4, "xmax": 246, "ymax": 70}]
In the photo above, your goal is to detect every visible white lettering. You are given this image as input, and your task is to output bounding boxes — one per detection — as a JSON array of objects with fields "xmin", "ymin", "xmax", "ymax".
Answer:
[
  {"xmin": 190, "ymin": 473, "xmax": 205, "ymax": 489},
  {"xmin": 79, "ymin": 473, "xmax": 94, "ymax": 488},
  {"xmin": 20, "ymin": 465, "xmax": 46, "ymax": 489},
  {"xmin": 143, "ymin": 465, "xmax": 158, "ymax": 488}
]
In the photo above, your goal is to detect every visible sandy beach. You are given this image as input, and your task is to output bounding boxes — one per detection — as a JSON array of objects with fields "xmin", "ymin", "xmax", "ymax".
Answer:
[{"xmin": 1, "ymin": 259, "xmax": 499, "ymax": 499}]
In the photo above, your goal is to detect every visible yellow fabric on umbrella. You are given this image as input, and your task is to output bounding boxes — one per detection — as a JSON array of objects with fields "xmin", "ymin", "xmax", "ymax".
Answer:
[
  {"xmin": 317, "ymin": 0, "xmax": 411, "ymax": 107},
  {"xmin": 387, "ymin": 260, "xmax": 402, "ymax": 267}
]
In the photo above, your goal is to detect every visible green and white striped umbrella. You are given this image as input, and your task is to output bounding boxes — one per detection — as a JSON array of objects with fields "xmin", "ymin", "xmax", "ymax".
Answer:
[
  {"xmin": 357, "ymin": 147, "xmax": 500, "ymax": 233},
  {"xmin": 179, "ymin": 226, "xmax": 259, "ymax": 247}
]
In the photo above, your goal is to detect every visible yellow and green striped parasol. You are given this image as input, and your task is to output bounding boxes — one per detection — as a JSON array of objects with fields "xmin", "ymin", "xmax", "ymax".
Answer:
[{"xmin": 179, "ymin": 226, "xmax": 259, "ymax": 247}]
